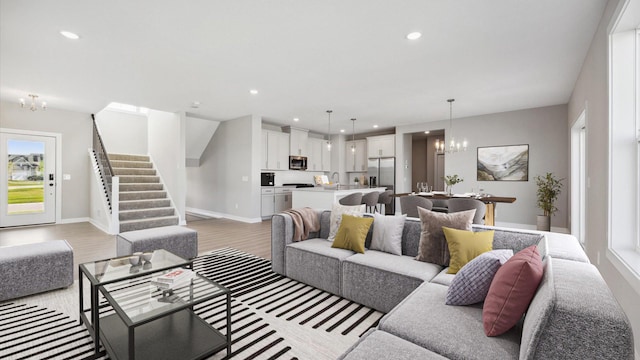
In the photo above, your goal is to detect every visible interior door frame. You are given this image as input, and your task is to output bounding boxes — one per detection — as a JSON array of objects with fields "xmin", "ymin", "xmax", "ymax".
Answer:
[{"xmin": 1, "ymin": 128, "xmax": 63, "ymax": 225}]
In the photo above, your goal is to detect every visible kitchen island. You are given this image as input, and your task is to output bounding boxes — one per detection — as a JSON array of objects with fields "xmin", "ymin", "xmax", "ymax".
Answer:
[{"xmin": 292, "ymin": 186, "xmax": 387, "ymax": 209}]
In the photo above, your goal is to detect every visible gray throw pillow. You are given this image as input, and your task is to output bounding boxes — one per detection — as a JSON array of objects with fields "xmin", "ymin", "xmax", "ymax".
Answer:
[
  {"xmin": 416, "ymin": 207, "xmax": 475, "ymax": 266},
  {"xmin": 370, "ymin": 213, "xmax": 406, "ymax": 255},
  {"xmin": 445, "ymin": 249, "xmax": 513, "ymax": 305}
]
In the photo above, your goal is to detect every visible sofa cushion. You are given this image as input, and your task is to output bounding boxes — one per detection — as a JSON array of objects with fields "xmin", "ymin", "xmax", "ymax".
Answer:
[
  {"xmin": 379, "ymin": 282, "xmax": 522, "ymax": 360},
  {"xmin": 430, "ymin": 267, "xmax": 455, "ymax": 287},
  {"xmin": 483, "ymin": 245, "xmax": 543, "ymax": 336},
  {"xmin": 285, "ymin": 238, "xmax": 354, "ymax": 295},
  {"xmin": 339, "ymin": 329, "xmax": 448, "ymax": 360},
  {"xmin": 327, "ymin": 203, "xmax": 366, "ymax": 241},
  {"xmin": 416, "ymin": 208, "xmax": 475, "ymax": 266},
  {"xmin": 342, "ymin": 250, "xmax": 443, "ymax": 313},
  {"xmin": 332, "ymin": 215, "xmax": 374, "ymax": 254},
  {"xmin": 445, "ymin": 249, "xmax": 513, "ymax": 305},
  {"xmin": 400, "ymin": 218, "xmax": 422, "ymax": 257},
  {"xmin": 443, "ymin": 227, "xmax": 494, "ymax": 274},
  {"xmin": 473, "ymin": 225, "xmax": 544, "ymax": 253},
  {"xmin": 520, "ymin": 257, "xmax": 634, "ymax": 360},
  {"xmin": 370, "ymin": 213, "xmax": 406, "ymax": 255}
]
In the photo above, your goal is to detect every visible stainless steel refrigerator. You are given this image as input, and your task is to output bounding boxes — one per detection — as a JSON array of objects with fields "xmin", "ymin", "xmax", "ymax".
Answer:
[{"xmin": 367, "ymin": 157, "xmax": 395, "ymax": 214}]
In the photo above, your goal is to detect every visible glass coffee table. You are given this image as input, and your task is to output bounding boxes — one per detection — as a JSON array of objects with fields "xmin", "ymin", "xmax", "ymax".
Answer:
[{"xmin": 79, "ymin": 250, "xmax": 231, "ymax": 359}]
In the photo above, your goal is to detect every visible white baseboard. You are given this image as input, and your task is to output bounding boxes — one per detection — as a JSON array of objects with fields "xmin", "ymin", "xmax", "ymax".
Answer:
[
  {"xmin": 185, "ymin": 207, "xmax": 262, "ymax": 224},
  {"xmin": 495, "ymin": 221, "xmax": 570, "ymax": 234},
  {"xmin": 88, "ymin": 218, "xmax": 113, "ymax": 234},
  {"xmin": 59, "ymin": 217, "xmax": 90, "ymax": 224}
]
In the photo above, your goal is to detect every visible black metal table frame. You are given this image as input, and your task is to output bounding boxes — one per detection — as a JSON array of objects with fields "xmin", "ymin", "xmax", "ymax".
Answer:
[
  {"xmin": 97, "ymin": 275, "xmax": 231, "ymax": 360},
  {"xmin": 79, "ymin": 255, "xmax": 193, "ymax": 357}
]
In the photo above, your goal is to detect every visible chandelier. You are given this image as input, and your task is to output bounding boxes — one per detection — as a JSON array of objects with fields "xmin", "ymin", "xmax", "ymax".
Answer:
[
  {"xmin": 20, "ymin": 94, "xmax": 47, "ymax": 111},
  {"xmin": 436, "ymin": 99, "xmax": 466, "ymax": 154},
  {"xmin": 326, "ymin": 110, "xmax": 333, "ymax": 151}
]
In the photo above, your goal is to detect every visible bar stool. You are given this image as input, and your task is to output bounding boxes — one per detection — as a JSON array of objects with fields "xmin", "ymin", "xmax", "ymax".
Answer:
[
  {"xmin": 361, "ymin": 192, "xmax": 380, "ymax": 213},
  {"xmin": 339, "ymin": 192, "xmax": 363, "ymax": 206},
  {"xmin": 377, "ymin": 190, "xmax": 393, "ymax": 214}
]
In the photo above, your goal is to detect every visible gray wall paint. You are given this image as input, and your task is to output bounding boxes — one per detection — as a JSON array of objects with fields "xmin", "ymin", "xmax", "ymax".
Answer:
[
  {"xmin": 95, "ymin": 109, "xmax": 148, "ymax": 155},
  {"xmin": 187, "ymin": 115, "xmax": 261, "ymax": 220},
  {"xmin": 397, "ymin": 104, "xmax": 569, "ymax": 228},
  {"xmin": 568, "ymin": 0, "xmax": 640, "ymax": 351},
  {"xmin": 412, "ymin": 138, "xmax": 428, "ymax": 191},
  {"xmin": 147, "ymin": 110, "xmax": 186, "ymax": 222},
  {"xmin": 0, "ymin": 101, "xmax": 91, "ymax": 220}
]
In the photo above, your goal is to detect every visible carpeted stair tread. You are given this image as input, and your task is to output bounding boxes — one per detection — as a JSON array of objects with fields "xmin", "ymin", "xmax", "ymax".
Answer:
[
  {"xmin": 119, "ymin": 207, "xmax": 175, "ymax": 221},
  {"xmin": 112, "ymin": 168, "xmax": 157, "ymax": 176},
  {"xmin": 119, "ymin": 215, "xmax": 179, "ymax": 232},
  {"xmin": 108, "ymin": 153, "xmax": 150, "ymax": 162},
  {"xmin": 120, "ymin": 190, "xmax": 167, "ymax": 201},
  {"xmin": 118, "ymin": 175, "xmax": 160, "ymax": 183},
  {"xmin": 119, "ymin": 199, "xmax": 171, "ymax": 210},
  {"xmin": 119, "ymin": 183, "xmax": 164, "ymax": 191},
  {"xmin": 110, "ymin": 160, "xmax": 153, "ymax": 169}
]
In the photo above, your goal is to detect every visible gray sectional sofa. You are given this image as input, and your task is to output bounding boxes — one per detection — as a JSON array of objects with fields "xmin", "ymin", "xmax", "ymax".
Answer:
[{"xmin": 271, "ymin": 210, "xmax": 634, "ymax": 359}]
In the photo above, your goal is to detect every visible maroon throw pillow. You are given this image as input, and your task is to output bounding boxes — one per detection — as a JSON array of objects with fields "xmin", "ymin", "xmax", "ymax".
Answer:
[{"xmin": 483, "ymin": 245, "xmax": 543, "ymax": 337}]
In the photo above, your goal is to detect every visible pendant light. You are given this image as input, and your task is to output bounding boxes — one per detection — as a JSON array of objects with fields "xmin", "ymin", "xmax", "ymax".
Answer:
[
  {"xmin": 326, "ymin": 110, "xmax": 333, "ymax": 151},
  {"xmin": 351, "ymin": 118, "xmax": 356, "ymax": 153},
  {"xmin": 446, "ymin": 99, "xmax": 467, "ymax": 153}
]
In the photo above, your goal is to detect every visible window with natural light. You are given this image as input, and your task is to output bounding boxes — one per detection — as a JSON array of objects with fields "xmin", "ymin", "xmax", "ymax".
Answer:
[
  {"xmin": 608, "ymin": 0, "xmax": 640, "ymax": 289},
  {"xmin": 105, "ymin": 102, "xmax": 149, "ymax": 115}
]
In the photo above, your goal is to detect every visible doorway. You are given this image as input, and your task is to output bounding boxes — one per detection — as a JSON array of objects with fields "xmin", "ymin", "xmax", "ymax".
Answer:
[
  {"xmin": 570, "ymin": 110, "xmax": 586, "ymax": 243},
  {"xmin": 0, "ymin": 131, "xmax": 57, "ymax": 227},
  {"xmin": 411, "ymin": 131, "xmax": 445, "ymax": 191}
]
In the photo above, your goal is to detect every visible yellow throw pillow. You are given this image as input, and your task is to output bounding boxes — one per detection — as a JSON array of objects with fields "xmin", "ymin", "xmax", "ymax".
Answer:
[
  {"xmin": 443, "ymin": 227, "xmax": 494, "ymax": 274},
  {"xmin": 331, "ymin": 214, "xmax": 374, "ymax": 254}
]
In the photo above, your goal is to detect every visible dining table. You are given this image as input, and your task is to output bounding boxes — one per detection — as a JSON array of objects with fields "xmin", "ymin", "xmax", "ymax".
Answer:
[{"xmin": 394, "ymin": 192, "xmax": 516, "ymax": 226}]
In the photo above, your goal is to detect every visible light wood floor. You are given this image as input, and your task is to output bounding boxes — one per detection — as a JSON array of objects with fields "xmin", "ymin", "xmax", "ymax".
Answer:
[{"xmin": 0, "ymin": 217, "xmax": 272, "ymax": 277}]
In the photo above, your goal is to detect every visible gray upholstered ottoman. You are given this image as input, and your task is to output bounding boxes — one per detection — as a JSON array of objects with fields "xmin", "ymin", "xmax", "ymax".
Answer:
[
  {"xmin": 0, "ymin": 240, "xmax": 74, "ymax": 301},
  {"xmin": 116, "ymin": 225, "xmax": 198, "ymax": 259}
]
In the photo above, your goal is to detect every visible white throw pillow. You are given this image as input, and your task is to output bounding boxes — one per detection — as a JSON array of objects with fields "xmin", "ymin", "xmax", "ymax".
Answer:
[
  {"xmin": 327, "ymin": 203, "xmax": 366, "ymax": 241},
  {"xmin": 370, "ymin": 213, "xmax": 406, "ymax": 255}
]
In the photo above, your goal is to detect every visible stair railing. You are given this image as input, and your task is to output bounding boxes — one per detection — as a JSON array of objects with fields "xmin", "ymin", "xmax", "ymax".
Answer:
[{"xmin": 92, "ymin": 114, "xmax": 115, "ymax": 212}]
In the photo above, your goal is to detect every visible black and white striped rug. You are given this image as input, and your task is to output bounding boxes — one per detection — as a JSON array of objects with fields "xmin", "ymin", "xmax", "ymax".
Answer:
[{"xmin": 0, "ymin": 248, "xmax": 384, "ymax": 360}]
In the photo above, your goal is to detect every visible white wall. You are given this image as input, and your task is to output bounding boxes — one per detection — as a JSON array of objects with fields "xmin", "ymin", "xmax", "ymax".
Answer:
[
  {"xmin": 185, "ymin": 115, "xmax": 220, "ymax": 166},
  {"xmin": 186, "ymin": 115, "xmax": 262, "ymax": 222},
  {"xmin": 568, "ymin": 0, "xmax": 640, "ymax": 352},
  {"xmin": 147, "ymin": 110, "xmax": 186, "ymax": 224},
  {"xmin": 397, "ymin": 104, "xmax": 569, "ymax": 228},
  {"xmin": 0, "ymin": 101, "xmax": 91, "ymax": 221},
  {"xmin": 94, "ymin": 109, "xmax": 148, "ymax": 155}
]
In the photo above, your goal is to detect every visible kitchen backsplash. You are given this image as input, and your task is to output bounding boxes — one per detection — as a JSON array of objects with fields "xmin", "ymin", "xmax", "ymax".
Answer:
[{"xmin": 275, "ymin": 170, "xmax": 327, "ymax": 186}]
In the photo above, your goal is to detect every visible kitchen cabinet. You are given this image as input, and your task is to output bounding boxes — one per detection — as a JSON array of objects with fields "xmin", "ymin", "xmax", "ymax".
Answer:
[
  {"xmin": 308, "ymin": 138, "xmax": 327, "ymax": 172},
  {"xmin": 261, "ymin": 188, "xmax": 275, "ymax": 219},
  {"xmin": 274, "ymin": 188, "xmax": 292, "ymax": 213},
  {"xmin": 284, "ymin": 127, "xmax": 309, "ymax": 156},
  {"xmin": 345, "ymin": 140, "xmax": 367, "ymax": 172},
  {"xmin": 262, "ymin": 187, "xmax": 292, "ymax": 219},
  {"xmin": 263, "ymin": 130, "xmax": 290, "ymax": 170},
  {"xmin": 367, "ymin": 135, "xmax": 395, "ymax": 158}
]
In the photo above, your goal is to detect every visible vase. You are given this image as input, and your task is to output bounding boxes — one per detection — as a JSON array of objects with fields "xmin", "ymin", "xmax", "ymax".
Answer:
[
  {"xmin": 537, "ymin": 215, "xmax": 551, "ymax": 231},
  {"xmin": 446, "ymin": 185, "xmax": 452, "ymax": 196}
]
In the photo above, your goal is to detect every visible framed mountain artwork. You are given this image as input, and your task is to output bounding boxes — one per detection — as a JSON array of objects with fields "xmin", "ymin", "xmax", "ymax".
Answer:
[{"xmin": 477, "ymin": 145, "xmax": 529, "ymax": 181}]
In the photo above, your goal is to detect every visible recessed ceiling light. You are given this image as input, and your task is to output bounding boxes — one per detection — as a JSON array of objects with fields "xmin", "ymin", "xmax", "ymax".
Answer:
[
  {"xmin": 424, "ymin": 130, "xmax": 430, "ymax": 134},
  {"xmin": 249, "ymin": 89, "xmax": 258, "ymax": 95},
  {"xmin": 340, "ymin": 129, "xmax": 345, "ymax": 133},
  {"xmin": 293, "ymin": 118, "xmax": 299, "ymax": 122},
  {"xmin": 60, "ymin": 30, "xmax": 80, "ymax": 40},
  {"xmin": 373, "ymin": 125, "xmax": 379, "ymax": 128},
  {"xmin": 406, "ymin": 32, "xmax": 422, "ymax": 40}
]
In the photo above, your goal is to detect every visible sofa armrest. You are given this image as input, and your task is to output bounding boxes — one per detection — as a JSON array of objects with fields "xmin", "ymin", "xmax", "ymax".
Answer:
[{"xmin": 271, "ymin": 209, "xmax": 328, "ymax": 275}]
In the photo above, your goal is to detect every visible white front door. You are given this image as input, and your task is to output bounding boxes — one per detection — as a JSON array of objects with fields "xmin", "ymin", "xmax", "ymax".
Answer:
[{"xmin": 0, "ymin": 132, "xmax": 56, "ymax": 227}]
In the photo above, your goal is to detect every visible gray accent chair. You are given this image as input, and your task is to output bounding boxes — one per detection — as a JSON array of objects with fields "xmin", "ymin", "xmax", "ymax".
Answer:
[
  {"xmin": 400, "ymin": 196, "xmax": 432, "ymax": 217},
  {"xmin": 0, "ymin": 240, "xmax": 73, "ymax": 301},
  {"xmin": 361, "ymin": 192, "xmax": 380, "ymax": 213},
  {"xmin": 339, "ymin": 192, "xmax": 363, "ymax": 206},
  {"xmin": 448, "ymin": 198, "xmax": 486, "ymax": 224}
]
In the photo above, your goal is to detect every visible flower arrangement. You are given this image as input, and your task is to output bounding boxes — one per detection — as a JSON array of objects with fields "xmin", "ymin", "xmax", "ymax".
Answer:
[{"xmin": 443, "ymin": 175, "xmax": 464, "ymax": 186}]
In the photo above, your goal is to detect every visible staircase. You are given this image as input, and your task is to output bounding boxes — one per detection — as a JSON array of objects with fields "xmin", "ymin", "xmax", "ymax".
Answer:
[{"xmin": 109, "ymin": 153, "xmax": 179, "ymax": 232}]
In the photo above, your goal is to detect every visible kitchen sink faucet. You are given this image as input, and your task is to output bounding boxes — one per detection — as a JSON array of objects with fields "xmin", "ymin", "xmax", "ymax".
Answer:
[{"xmin": 331, "ymin": 172, "xmax": 340, "ymax": 185}]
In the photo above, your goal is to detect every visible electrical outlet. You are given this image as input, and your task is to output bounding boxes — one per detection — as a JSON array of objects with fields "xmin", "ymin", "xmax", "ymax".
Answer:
[{"xmin": 242, "ymin": 176, "xmax": 249, "ymax": 182}]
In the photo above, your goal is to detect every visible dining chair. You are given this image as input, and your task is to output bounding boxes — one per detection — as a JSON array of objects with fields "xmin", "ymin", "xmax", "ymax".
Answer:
[
  {"xmin": 400, "ymin": 196, "xmax": 433, "ymax": 218},
  {"xmin": 448, "ymin": 198, "xmax": 486, "ymax": 224}
]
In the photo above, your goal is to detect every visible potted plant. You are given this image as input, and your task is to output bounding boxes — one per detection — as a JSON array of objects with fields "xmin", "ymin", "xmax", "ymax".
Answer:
[
  {"xmin": 535, "ymin": 172, "xmax": 563, "ymax": 231},
  {"xmin": 443, "ymin": 175, "xmax": 463, "ymax": 196}
]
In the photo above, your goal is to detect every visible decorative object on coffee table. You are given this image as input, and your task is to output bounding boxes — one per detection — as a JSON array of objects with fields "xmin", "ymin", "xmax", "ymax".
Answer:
[{"xmin": 534, "ymin": 172, "xmax": 563, "ymax": 231}]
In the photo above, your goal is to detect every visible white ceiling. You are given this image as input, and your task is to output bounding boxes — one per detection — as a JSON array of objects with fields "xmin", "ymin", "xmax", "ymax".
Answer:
[{"xmin": 0, "ymin": 0, "xmax": 606, "ymax": 135}]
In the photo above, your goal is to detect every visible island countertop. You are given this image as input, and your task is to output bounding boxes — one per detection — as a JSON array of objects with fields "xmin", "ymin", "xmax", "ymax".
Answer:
[{"xmin": 292, "ymin": 187, "xmax": 387, "ymax": 209}]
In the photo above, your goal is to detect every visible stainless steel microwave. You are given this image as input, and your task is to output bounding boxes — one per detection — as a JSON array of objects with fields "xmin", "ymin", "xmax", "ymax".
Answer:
[{"xmin": 289, "ymin": 156, "xmax": 307, "ymax": 170}]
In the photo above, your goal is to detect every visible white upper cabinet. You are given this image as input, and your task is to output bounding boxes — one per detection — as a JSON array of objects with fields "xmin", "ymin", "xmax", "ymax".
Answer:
[
  {"xmin": 308, "ymin": 138, "xmax": 324, "ymax": 171},
  {"xmin": 345, "ymin": 139, "xmax": 367, "ymax": 172},
  {"xmin": 284, "ymin": 127, "xmax": 309, "ymax": 156},
  {"xmin": 263, "ymin": 130, "xmax": 290, "ymax": 170},
  {"xmin": 367, "ymin": 135, "xmax": 395, "ymax": 158}
]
